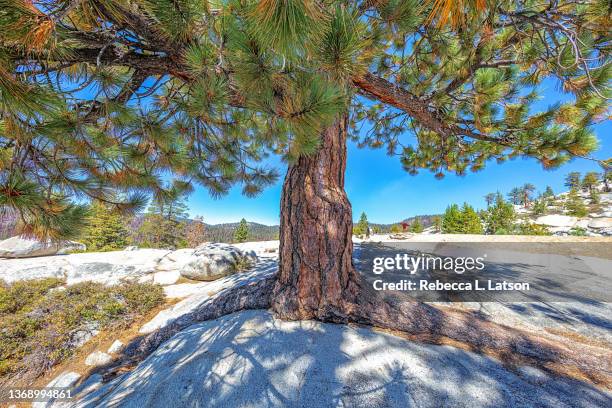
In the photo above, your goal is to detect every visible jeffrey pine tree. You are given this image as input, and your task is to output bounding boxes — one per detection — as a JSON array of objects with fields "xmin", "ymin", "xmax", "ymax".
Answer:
[
  {"xmin": 233, "ymin": 218, "xmax": 249, "ymax": 243},
  {"xmin": 82, "ymin": 201, "xmax": 129, "ymax": 251},
  {"xmin": 0, "ymin": 0, "xmax": 610, "ymax": 348},
  {"xmin": 354, "ymin": 212, "xmax": 369, "ymax": 236}
]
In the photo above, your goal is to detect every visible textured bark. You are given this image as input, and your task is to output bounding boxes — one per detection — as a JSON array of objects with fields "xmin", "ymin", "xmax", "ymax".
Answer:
[
  {"xmin": 269, "ymin": 114, "xmax": 610, "ymax": 386},
  {"xmin": 271, "ymin": 115, "xmax": 361, "ymax": 322}
]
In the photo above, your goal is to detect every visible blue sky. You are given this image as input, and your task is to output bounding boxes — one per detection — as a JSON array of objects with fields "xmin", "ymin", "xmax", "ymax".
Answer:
[{"xmin": 187, "ymin": 78, "xmax": 611, "ymax": 225}]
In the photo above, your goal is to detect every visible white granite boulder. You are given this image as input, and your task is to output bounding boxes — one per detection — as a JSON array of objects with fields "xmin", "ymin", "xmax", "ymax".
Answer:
[
  {"xmin": 534, "ymin": 215, "xmax": 577, "ymax": 227},
  {"xmin": 85, "ymin": 351, "xmax": 112, "ymax": 367},
  {"xmin": 0, "ymin": 235, "xmax": 85, "ymax": 258},
  {"xmin": 179, "ymin": 243, "xmax": 257, "ymax": 281},
  {"xmin": 0, "ymin": 248, "xmax": 171, "ymax": 285},
  {"xmin": 588, "ymin": 218, "xmax": 612, "ymax": 229},
  {"xmin": 0, "ymin": 244, "xmax": 259, "ymax": 285},
  {"xmin": 107, "ymin": 340, "xmax": 124, "ymax": 354}
]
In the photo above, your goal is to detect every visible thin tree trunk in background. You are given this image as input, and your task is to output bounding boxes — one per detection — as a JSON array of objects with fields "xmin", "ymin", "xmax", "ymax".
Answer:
[{"xmin": 271, "ymin": 114, "xmax": 361, "ymax": 322}]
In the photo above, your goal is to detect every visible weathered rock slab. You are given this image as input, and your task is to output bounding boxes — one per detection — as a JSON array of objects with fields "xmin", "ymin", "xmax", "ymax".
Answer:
[
  {"xmin": 58, "ymin": 310, "xmax": 612, "ymax": 408},
  {"xmin": 84, "ymin": 351, "xmax": 112, "ymax": 367},
  {"xmin": 588, "ymin": 218, "xmax": 612, "ymax": 229},
  {"xmin": 107, "ymin": 340, "xmax": 124, "ymax": 354},
  {"xmin": 0, "ymin": 236, "xmax": 85, "ymax": 258},
  {"xmin": 534, "ymin": 215, "xmax": 578, "ymax": 227},
  {"xmin": 0, "ymin": 242, "xmax": 262, "ymax": 285}
]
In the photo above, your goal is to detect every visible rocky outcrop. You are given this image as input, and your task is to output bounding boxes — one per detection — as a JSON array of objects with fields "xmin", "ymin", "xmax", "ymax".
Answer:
[
  {"xmin": 84, "ymin": 351, "xmax": 112, "ymax": 367},
  {"xmin": 179, "ymin": 243, "xmax": 258, "ymax": 281},
  {"xmin": 534, "ymin": 215, "xmax": 578, "ymax": 228},
  {"xmin": 588, "ymin": 218, "xmax": 612, "ymax": 229},
  {"xmin": 107, "ymin": 340, "xmax": 124, "ymax": 354},
  {"xmin": 57, "ymin": 310, "xmax": 612, "ymax": 408},
  {"xmin": 0, "ymin": 235, "xmax": 85, "ymax": 258},
  {"xmin": 533, "ymin": 214, "xmax": 612, "ymax": 236},
  {"xmin": 0, "ymin": 244, "xmax": 259, "ymax": 285}
]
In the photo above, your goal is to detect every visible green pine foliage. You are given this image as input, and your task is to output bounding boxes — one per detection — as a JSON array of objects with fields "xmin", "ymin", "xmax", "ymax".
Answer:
[
  {"xmin": 565, "ymin": 189, "xmax": 588, "ymax": 217},
  {"xmin": 531, "ymin": 199, "xmax": 547, "ymax": 216},
  {"xmin": 353, "ymin": 212, "xmax": 369, "ymax": 236},
  {"xmin": 442, "ymin": 203, "xmax": 483, "ymax": 234},
  {"xmin": 0, "ymin": 0, "xmax": 609, "ymax": 239},
  {"xmin": 484, "ymin": 194, "xmax": 516, "ymax": 234},
  {"xmin": 521, "ymin": 183, "xmax": 536, "ymax": 206},
  {"xmin": 432, "ymin": 216, "xmax": 442, "ymax": 232},
  {"xmin": 460, "ymin": 203, "xmax": 483, "ymax": 234},
  {"xmin": 518, "ymin": 223, "xmax": 551, "ymax": 236},
  {"xmin": 565, "ymin": 172, "xmax": 582, "ymax": 190},
  {"xmin": 542, "ymin": 186, "xmax": 554, "ymax": 198},
  {"xmin": 390, "ymin": 224, "xmax": 402, "ymax": 233},
  {"xmin": 569, "ymin": 227, "xmax": 588, "ymax": 236},
  {"xmin": 582, "ymin": 172, "xmax": 600, "ymax": 192},
  {"xmin": 81, "ymin": 202, "xmax": 130, "ymax": 251},
  {"xmin": 233, "ymin": 218, "xmax": 249, "ymax": 243},
  {"xmin": 409, "ymin": 217, "xmax": 423, "ymax": 233},
  {"xmin": 589, "ymin": 189, "xmax": 600, "ymax": 205},
  {"xmin": 507, "ymin": 188, "xmax": 522, "ymax": 205},
  {"xmin": 442, "ymin": 204, "xmax": 462, "ymax": 233},
  {"xmin": 137, "ymin": 195, "xmax": 189, "ymax": 248}
]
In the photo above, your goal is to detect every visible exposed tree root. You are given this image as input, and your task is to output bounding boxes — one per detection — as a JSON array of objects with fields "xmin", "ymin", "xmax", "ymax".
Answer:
[
  {"xmin": 97, "ymin": 274, "xmax": 609, "ymax": 391},
  {"xmin": 100, "ymin": 275, "xmax": 276, "ymax": 381},
  {"xmin": 354, "ymin": 294, "xmax": 611, "ymax": 389},
  {"xmin": 273, "ymin": 278, "xmax": 611, "ymax": 389}
]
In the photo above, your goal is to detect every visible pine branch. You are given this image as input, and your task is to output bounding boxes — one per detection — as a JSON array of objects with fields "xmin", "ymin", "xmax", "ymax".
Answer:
[{"xmin": 352, "ymin": 73, "xmax": 512, "ymax": 146}]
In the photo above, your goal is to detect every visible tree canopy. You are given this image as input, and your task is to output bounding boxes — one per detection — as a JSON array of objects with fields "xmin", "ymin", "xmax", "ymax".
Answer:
[{"xmin": 1, "ymin": 0, "xmax": 609, "ymax": 238}]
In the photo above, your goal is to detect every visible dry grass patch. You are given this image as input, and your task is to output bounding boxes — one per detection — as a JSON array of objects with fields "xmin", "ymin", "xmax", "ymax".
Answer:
[{"xmin": 0, "ymin": 278, "xmax": 165, "ymax": 386}]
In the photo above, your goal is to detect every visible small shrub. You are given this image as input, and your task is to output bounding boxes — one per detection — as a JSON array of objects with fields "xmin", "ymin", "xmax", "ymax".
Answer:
[
  {"xmin": 0, "ymin": 279, "xmax": 165, "ymax": 381},
  {"xmin": 117, "ymin": 282, "xmax": 165, "ymax": 315},
  {"xmin": 565, "ymin": 189, "xmax": 588, "ymax": 217},
  {"xmin": 229, "ymin": 255, "xmax": 254, "ymax": 274},
  {"xmin": 518, "ymin": 223, "xmax": 551, "ymax": 236},
  {"xmin": 569, "ymin": 227, "xmax": 587, "ymax": 236},
  {"xmin": 0, "ymin": 278, "xmax": 64, "ymax": 314}
]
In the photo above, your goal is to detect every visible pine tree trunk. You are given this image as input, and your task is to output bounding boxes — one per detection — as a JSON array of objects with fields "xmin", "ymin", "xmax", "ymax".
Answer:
[
  {"xmin": 267, "ymin": 116, "xmax": 609, "ymax": 384},
  {"xmin": 271, "ymin": 114, "xmax": 361, "ymax": 322}
]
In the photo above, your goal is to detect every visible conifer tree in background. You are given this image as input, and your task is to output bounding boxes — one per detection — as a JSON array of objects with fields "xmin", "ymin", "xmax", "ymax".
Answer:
[
  {"xmin": 603, "ymin": 165, "xmax": 611, "ymax": 192},
  {"xmin": 589, "ymin": 189, "xmax": 600, "ymax": 205},
  {"xmin": 138, "ymin": 195, "xmax": 189, "ymax": 248},
  {"xmin": 484, "ymin": 193, "xmax": 495, "ymax": 208},
  {"xmin": 507, "ymin": 188, "xmax": 522, "ymax": 205},
  {"xmin": 565, "ymin": 189, "xmax": 588, "ymax": 217},
  {"xmin": 520, "ymin": 183, "xmax": 536, "ymax": 207},
  {"xmin": 543, "ymin": 186, "xmax": 555, "ymax": 198},
  {"xmin": 82, "ymin": 201, "xmax": 129, "ymax": 251},
  {"xmin": 442, "ymin": 204, "xmax": 463, "ymax": 233},
  {"xmin": 389, "ymin": 224, "xmax": 402, "ymax": 233},
  {"xmin": 582, "ymin": 172, "xmax": 600, "ymax": 193},
  {"xmin": 432, "ymin": 216, "xmax": 442, "ymax": 233},
  {"xmin": 354, "ymin": 212, "xmax": 369, "ymax": 236},
  {"xmin": 484, "ymin": 194, "xmax": 516, "ymax": 234},
  {"xmin": 233, "ymin": 218, "xmax": 249, "ymax": 243},
  {"xmin": 565, "ymin": 172, "xmax": 582, "ymax": 190},
  {"xmin": 532, "ymin": 198, "xmax": 547, "ymax": 216},
  {"xmin": 460, "ymin": 203, "xmax": 483, "ymax": 234},
  {"xmin": 1, "ymin": 1, "xmax": 609, "ymax": 329},
  {"xmin": 409, "ymin": 217, "xmax": 423, "ymax": 233},
  {"xmin": 185, "ymin": 216, "xmax": 206, "ymax": 248}
]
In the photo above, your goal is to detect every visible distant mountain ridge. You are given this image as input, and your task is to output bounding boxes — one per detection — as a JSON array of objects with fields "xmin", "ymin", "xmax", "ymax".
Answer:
[
  {"xmin": 203, "ymin": 222, "xmax": 279, "ymax": 243},
  {"xmin": 369, "ymin": 214, "xmax": 441, "ymax": 232}
]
